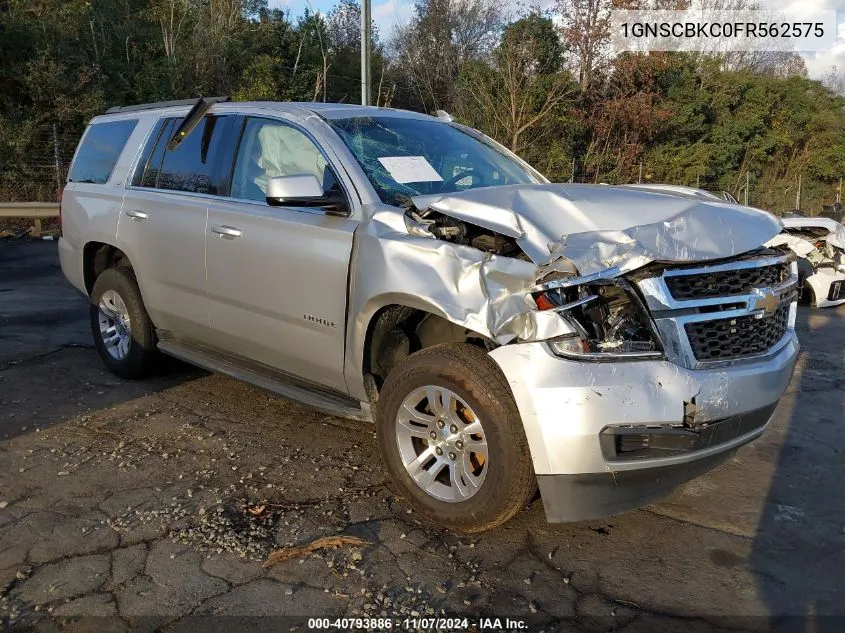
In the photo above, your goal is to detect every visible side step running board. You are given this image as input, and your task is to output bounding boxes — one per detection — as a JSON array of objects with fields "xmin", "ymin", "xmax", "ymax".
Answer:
[{"xmin": 157, "ymin": 337, "xmax": 371, "ymax": 422}]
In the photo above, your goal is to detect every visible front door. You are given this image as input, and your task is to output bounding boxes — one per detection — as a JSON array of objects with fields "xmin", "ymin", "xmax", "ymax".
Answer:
[{"xmin": 204, "ymin": 116, "xmax": 356, "ymax": 394}]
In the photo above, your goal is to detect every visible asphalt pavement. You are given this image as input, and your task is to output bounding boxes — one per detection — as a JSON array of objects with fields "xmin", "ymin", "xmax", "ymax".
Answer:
[{"xmin": 1, "ymin": 240, "xmax": 843, "ymax": 632}]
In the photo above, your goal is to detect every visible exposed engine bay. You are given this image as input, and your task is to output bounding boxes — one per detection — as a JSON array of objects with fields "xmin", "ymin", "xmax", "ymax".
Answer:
[
  {"xmin": 531, "ymin": 278, "xmax": 662, "ymax": 357},
  {"xmin": 354, "ymin": 183, "xmax": 787, "ymax": 367},
  {"xmin": 406, "ymin": 208, "xmax": 526, "ymax": 259}
]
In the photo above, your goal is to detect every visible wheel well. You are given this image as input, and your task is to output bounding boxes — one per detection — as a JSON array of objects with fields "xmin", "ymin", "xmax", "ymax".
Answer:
[
  {"xmin": 363, "ymin": 305, "xmax": 492, "ymax": 392},
  {"xmin": 801, "ymin": 281, "xmax": 816, "ymax": 307},
  {"xmin": 83, "ymin": 242, "xmax": 132, "ymax": 294}
]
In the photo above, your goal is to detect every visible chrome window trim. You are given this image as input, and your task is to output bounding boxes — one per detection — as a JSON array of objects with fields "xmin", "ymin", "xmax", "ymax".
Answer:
[{"xmin": 123, "ymin": 185, "xmax": 344, "ymax": 218}]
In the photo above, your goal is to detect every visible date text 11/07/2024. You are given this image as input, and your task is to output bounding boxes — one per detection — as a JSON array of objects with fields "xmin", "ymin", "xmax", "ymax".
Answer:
[{"xmin": 306, "ymin": 617, "xmax": 529, "ymax": 630}]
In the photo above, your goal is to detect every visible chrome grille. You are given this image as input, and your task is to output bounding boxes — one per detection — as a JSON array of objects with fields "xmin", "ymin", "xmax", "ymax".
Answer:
[
  {"xmin": 665, "ymin": 263, "xmax": 790, "ymax": 300},
  {"xmin": 684, "ymin": 305, "xmax": 790, "ymax": 361},
  {"xmin": 635, "ymin": 254, "xmax": 798, "ymax": 368}
]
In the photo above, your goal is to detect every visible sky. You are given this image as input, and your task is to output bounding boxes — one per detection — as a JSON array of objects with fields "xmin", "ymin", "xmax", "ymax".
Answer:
[
  {"xmin": 267, "ymin": 0, "xmax": 844, "ymax": 82},
  {"xmin": 772, "ymin": 0, "xmax": 845, "ymax": 81}
]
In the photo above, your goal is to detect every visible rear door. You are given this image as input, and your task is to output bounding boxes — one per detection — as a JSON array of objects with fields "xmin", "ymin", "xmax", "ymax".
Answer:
[
  {"xmin": 204, "ymin": 115, "xmax": 357, "ymax": 394},
  {"xmin": 119, "ymin": 115, "xmax": 235, "ymax": 339}
]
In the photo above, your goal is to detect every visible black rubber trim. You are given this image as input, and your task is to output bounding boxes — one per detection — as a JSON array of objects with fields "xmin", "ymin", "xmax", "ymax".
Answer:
[
  {"xmin": 598, "ymin": 403, "xmax": 776, "ymax": 461},
  {"xmin": 538, "ymin": 448, "xmax": 739, "ymax": 523}
]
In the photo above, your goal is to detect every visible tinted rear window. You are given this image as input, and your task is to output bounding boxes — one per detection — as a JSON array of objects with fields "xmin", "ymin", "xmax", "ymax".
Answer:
[
  {"xmin": 69, "ymin": 120, "xmax": 138, "ymax": 184},
  {"xmin": 132, "ymin": 118, "xmax": 172, "ymax": 188},
  {"xmin": 155, "ymin": 116, "xmax": 231, "ymax": 195}
]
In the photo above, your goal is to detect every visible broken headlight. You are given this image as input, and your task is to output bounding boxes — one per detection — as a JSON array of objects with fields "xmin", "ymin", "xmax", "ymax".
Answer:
[{"xmin": 535, "ymin": 278, "xmax": 664, "ymax": 360}]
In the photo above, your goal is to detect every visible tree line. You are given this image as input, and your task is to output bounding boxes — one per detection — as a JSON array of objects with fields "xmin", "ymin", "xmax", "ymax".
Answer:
[{"xmin": 1, "ymin": 0, "xmax": 844, "ymax": 213}]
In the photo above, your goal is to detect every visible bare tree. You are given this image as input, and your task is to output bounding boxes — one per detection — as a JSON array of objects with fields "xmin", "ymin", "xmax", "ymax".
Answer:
[
  {"xmin": 555, "ymin": 0, "xmax": 611, "ymax": 91},
  {"xmin": 457, "ymin": 13, "xmax": 575, "ymax": 152},
  {"xmin": 150, "ymin": 0, "xmax": 191, "ymax": 62},
  {"xmin": 822, "ymin": 65, "xmax": 845, "ymax": 95},
  {"xmin": 393, "ymin": 0, "xmax": 504, "ymax": 112},
  {"xmin": 718, "ymin": 51, "xmax": 807, "ymax": 78}
]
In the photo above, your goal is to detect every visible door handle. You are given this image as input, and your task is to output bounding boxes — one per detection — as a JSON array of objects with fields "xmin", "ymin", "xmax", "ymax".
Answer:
[
  {"xmin": 125, "ymin": 209, "xmax": 148, "ymax": 220},
  {"xmin": 211, "ymin": 225, "xmax": 242, "ymax": 239}
]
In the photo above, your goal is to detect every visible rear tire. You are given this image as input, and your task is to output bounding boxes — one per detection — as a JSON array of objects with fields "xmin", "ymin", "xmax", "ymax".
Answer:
[
  {"xmin": 89, "ymin": 267, "xmax": 158, "ymax": 379},
  {"xmin": 375, "ymin": 343, "xmax": 536, "ymax": 532}
]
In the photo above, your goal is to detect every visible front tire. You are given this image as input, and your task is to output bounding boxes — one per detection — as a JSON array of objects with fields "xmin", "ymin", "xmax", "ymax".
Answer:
[
  {"xmin": 89, "ymin": 267, "xmax": 158, "ymax": 379},
  {"xmin": 375, "ymin": 343, "xmax": 536, "ymax": 532}
]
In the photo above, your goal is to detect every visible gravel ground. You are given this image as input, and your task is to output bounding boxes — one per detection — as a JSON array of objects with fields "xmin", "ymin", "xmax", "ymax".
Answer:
[{"xmin": 1, "ymin": 240, "xmax": 844, "ymax": 632}]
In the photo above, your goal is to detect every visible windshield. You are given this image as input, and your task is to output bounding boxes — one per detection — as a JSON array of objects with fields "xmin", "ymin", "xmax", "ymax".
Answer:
[{"xmin": 327, "ymin": 116, "xmax": 541, "ymax": 206}]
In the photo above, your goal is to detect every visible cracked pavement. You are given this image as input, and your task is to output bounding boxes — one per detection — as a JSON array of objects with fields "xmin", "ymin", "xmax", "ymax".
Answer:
[{"xmin": 1, "ymin": 240, "xmax": 844, "ymax": 632}]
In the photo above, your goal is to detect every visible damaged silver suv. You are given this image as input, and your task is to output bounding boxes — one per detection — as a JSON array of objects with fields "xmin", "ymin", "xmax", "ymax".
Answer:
[{"xmin": 59, "ymin": 98, "xmax": 800, "ymax": 532}]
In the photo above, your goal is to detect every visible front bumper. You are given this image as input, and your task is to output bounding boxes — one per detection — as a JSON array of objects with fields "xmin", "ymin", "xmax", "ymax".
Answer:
[
  {"xmin": 488, "ymin": 333, "xmax": 799, "ymax": 522},
  {"xmin": 536, "ymin": 448, "xmax": 737, "ymax": 522}
]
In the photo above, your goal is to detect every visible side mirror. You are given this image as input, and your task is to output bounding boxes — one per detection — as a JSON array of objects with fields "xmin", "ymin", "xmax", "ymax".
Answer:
[{"xmin": 265, "ymin": 174, "xmax": 348, "ymax": 215}]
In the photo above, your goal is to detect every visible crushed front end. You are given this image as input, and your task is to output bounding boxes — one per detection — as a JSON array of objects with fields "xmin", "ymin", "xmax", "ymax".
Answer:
[
  {"xmin": 490, "ymin": 248, "xmax": 799, "ymax": 521},
  {"xmin": 356, "ymin": 183, "xmax": 801, "ymax": 522}
]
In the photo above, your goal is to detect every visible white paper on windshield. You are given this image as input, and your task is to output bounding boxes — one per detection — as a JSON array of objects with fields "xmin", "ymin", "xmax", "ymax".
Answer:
[{"xmin": 378, "ymin": 156, "xmax": 443, "ymax": 184}]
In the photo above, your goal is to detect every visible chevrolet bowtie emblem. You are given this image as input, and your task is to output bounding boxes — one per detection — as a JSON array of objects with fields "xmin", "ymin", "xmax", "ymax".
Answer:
[{"xmin": 752, "ymin": 292, "xmax": 779, "ymax": 317}]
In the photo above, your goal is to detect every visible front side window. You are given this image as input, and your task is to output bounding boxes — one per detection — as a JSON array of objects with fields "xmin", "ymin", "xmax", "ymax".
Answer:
[
  {"xmin": 69, "ymin": 119, "xmax": 138, "ymax": 184},
  {"xmin": 230, "ymin": 117, "xmax": 334, "ymax": 202},
  {"xmin": 326, "ymin": 116, "xmax": 540, "ymax": 207}
]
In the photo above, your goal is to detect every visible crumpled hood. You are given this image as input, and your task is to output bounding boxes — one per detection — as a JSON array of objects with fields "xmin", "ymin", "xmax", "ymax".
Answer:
[{"xmin": 413, "ymin": 184, "xmax": 784, "ymax": 274}]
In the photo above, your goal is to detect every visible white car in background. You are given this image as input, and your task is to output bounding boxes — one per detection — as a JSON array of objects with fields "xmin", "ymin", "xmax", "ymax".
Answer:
[{"xmin": 769, "ymin": 217, "xmax": 845, "ymax": 308}]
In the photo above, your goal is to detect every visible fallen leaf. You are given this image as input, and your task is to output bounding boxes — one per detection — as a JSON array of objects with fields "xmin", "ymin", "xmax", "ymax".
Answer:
[
  {"xmin": 246, "ymin": 504, "xmax": 266, "ymax": 516},
  {"xmin": 263, "ymin": 536, "xmax": 370, "ymax": 568}
]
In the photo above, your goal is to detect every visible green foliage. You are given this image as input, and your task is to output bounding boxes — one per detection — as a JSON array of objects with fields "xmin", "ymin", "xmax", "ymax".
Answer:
[
  {"xmin": 0, "ymin": 0, "xmax": 843, "ymax": 212},
  {"xmin": 0, "ymin": 0, "xmax": 383, "ymax": 179}
]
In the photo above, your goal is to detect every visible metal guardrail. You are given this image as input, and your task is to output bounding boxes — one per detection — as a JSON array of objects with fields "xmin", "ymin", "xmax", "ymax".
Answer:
[
  {"xmin": 0, "ymin": 202, "xmax": 60, "ymax": 237},
  {"xmin": 0, "ymin": 202, "xmax": 60, "ymax": 218}
]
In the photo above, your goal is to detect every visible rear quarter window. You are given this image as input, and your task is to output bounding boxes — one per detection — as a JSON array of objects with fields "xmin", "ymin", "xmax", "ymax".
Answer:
[{"xmin": 69, "ymin": 119, "xmax": 138, "ymax": 184}]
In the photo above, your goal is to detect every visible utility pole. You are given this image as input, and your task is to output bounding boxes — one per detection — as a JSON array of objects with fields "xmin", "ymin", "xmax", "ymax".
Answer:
[
  {"xmin": 837, "ymin": 177, "xmax": 842, "ymax": 204},
  {"xmin": 795, "ymin": 174, "xmax": 802, "ymax": 212},
  {"xmin": 360, "ymin": 0, "xmax": 371, "ymax": 106},
  {"xmin": 637, "ymin": 161, "xmax": 642, "ymax": 184},
  {"xmin": 569, "ymin": 157, "xmax": 576, "ymax": 183},
  {"xmin": 745, "ymin": 171, "xmax": 749, "ymax": 206}
]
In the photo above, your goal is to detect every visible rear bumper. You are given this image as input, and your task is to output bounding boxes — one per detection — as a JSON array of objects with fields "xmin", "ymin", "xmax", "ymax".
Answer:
[
  {"xmin": 58, "ymin": 237, "xmax": 86, "ymax": 295},
  {"xmin": 488, "ymin": 334, "xmax": 799, "ymax": 522}
]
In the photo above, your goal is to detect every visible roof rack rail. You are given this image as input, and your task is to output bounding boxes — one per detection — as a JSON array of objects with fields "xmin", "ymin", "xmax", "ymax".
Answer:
[{"xmin": 105, "ymin": 96, "xmax": 230, "ymax": 114}]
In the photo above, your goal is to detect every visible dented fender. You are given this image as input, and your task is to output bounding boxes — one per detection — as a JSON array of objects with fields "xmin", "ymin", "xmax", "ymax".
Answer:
[{"xmin": 344, "ymin": 206, "xmax": 580, "ymax": 400}]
